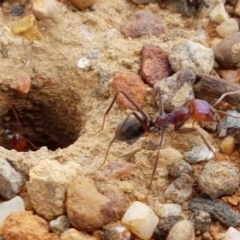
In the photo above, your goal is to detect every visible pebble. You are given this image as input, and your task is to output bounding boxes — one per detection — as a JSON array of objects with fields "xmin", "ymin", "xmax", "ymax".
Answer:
[
  {"xmin": 121, "ymin": 201, "xmax": 159, "ymax": 240},
  {"xmin": 120, "ymin": 11, "xmax": 164, "ymax": 38},
  {"xmin": 0, "ymin": 196, "xmax": 25, "ymax": 230},
  {"xmin": 141, "ymin": 44, "xmax": 171, "ymax": 85},
  {"xmin": 213, "ymin": 32, "xmax": 240, "ymax": 68},
  {"xmin": 210, "ymin": 3, "xmax": 229, "ymax": 23},
  {"xmin": 130, "ymin": 0, "xmax": 151, "ymax": 4},
  {"xmin": 154, "ymin": 69, "xmax": 196, "ymax": 112},
  {"xmin": 217, "ymin": 110, "xmax": 240, "ymax": 138},
  {"xmin": 156, "ymin": 203, "xmax": 182, "ymax": 218},
  {"xmin": 103, "ymin": 222, "xmax": 131, "ymax": 240},
  {"xmin": 0, "ymin": 157, "xmax": 25, "ymax": 199},
  {"xmin": 10, "ymin": 73, "xmax": 32, "ymax": 94},
  {"xmin": 189, "ymin": 196, "xmax": 240, "ymax": 227},
  {"xmin": 169, "ymin": 159, "xmax": 193, "ymax": 178},
  {"xmin": 77, "ymin": 57, "xmax": 91, "ymax": 70},
  {"xmin": 32, "ymin": 0, "xmax": 67, "ymax": 22},
  {"xmin": 166, "ymin": 220, "xmax": 195, "ymax": 240},
  {"xmin": 198, "ymin": 161, "xmax": 240, "ymax": 199},
  {"xmin": 219, "ymin": 135, "xmax": 235, "ymax": 154},
  {"xmin": 11, "ymin": 14, "xmax": 44, "ymax": 40},
  {"xmin": 70, "ymin": 0, "xmax": 98, "ymax": 10},
  {"xmin": 111, "ymin": 71, "xmax": 147, "ymax": 110},
  {"xmin": 153, "ymin": 216, "xmax": 183, "ymax": 240},
  {"xmin": 60, "ymin": 229, "xmax": 97, "ymax": 240},
  {"xmin": 163, "ymin": 174, "xmax": 193, "ymax": 204},
  {"xmin": 66, "ymin": 176, "xmax": 116, "ymax": 232},
  {"xmin": 26, "ymin": 160, "xmax": 80, "ymax": 219},
  {"xmin": 10, "ymin": 5, "xmax": 25, "ymax": 16},
  {"xmin": 218, "ymin": 69, "xmax": 240, "ymax": 83},
  {"xmin": 97, "ymin": 185, "xmax": 129, "ymax": 219},
  {"xmin": 50, "ymin": 215, "xmax": 70, "ymax": 235},
  {"xmin": 2, "ymin": 211, "xmax": 59, "ymax": 240},
  {"xmin": 169, "ymin": 40, "xmax": 214, "ymax": 77},
  {"xmin": 184, "ymin": 145, "xmax": 215, "ymax": 163},
  {"xmin": 216, "ymin": 18, "xmax": 239, "ymax": 38},
  {"xmin": 188, "ymin": 210, "xmax": 211, "ymax": 233},
  {"xmin": 225, "ymin": 227, "xmax": 240, "ymax": 240}
]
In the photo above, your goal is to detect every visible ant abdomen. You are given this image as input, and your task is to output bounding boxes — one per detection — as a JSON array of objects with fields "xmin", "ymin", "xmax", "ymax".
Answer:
[{"xmin": 115, "ymin": 114, "xmax": 146, "ymax": 142}]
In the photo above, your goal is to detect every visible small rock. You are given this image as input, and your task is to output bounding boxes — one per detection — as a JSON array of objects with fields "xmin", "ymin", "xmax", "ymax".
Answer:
[
  {"xmin": 103, "ymin": 222, "xmax": 131, "ymax": 240},
  {"xmin": 2, "ymin": 211, "xmax": 59, "ymax": 240},
  {"xmin": 163, "ymin": 174, "xmax": 193, "ymax": 204},
  {"xmin": 218, "ymin": 69, "xmax": 240, "ymax": 83},
  {"xmin": 213, "ymin": 32, "xmax": 240, "ymax": 68},
  {"xmin": 130, "ymin": 0, "xmax": 151, "ymax": 4},
  {"xmin": 169, "ymin": 159, "xmax": 192, "ymax": 178},
  {"xmin": 0, "ymin": 157, "xmax": 25, "ymax": 199},
  {"xmin": 153, "ymin": 216, "xmax": 183, "ymax": 240},
  {"xmin": 225, "ymin": 227, "xmax": 240, "ymax": 240},
  {"xmin": 120, "ymin": 11, "xmax": 164, "ymax": 38},
  {"xmin": 198, "ymin": 161, "xmax": 240, "ymax": 199},
  {"xmin": 66, "ymin": 176, "xmax": 116, "ymax": 232},
  {"xmin": 98, "ymin": 185, "xmax": 129, "ymax": 219},
  {"xmin": 219, "ymin": 135, "xmax": 235, "ymax": 154},
  {"xmin": 210, "ymin": 3, "xmax": 229, "ymax": 23},
  {"xmin": 111, "ymin": 71, "xmax": 147, "ymax": 110},
  {"xmin": 70, "ymin": 0, "xmax": 98, "ymax": 10},
  {"xmin": 159, "ymin": 148, "xmax": 183, "ymax": 165},
  {"xmin": 121, "ymin": 201, "xmax": 159, "ymax": 240},
  {"xmin": 154, "ymin": 69, "xmax": 196, "ymax": 111},
  {"xmin": 11, "ymin": 14, "xmax": 44, "ymax": 40},
  {"xmin": 166, "ymin": 220, "xmax": 195, "ymax": 240},
  {"xmin": 216, "ymin": 18, "xmax": 239, "ymax": 38},
  {"xmin": 32, "ymin": 0, "xmax": 67, "ymax": 22},
  {"xmin": 0, "ymin": 196, "xmax": 25, "ymax": 230},
  {"xmin": 156, "ymin": 203, "xmax": 182, "ymax": 218},
  {"xmin": 217, "ymin": 110, "xmax": 240, "ymax": 139},
  {"xmin": 50, "ymin": 215, "xmax": 70, "ymax": 235},
  {"xmin": 188, "ymin": 211, "xmax": 211, "ymax": 233},
  {"xmin": 10, "ymin": 73, "xmax": 32, "ymax": 94},
  {"xmin": 10, "ymin": 5, "xmax": 25, "ymax": 16},
  {"xmin": 60, "ymin": 229, "xmax": 97, "ymax": 240},
  {"xmin": 26, "ymin": 160, "xmax": 80, "ymax": 219},
  {"xmin": 189, "ymin": 195, "xmax": 240, "ymax": 227},
  {"xmin": 184, "ymin": 145, "xmax": 215, "ymax": 163},
  {"xmin": 168, "ymin": 40, "xmax": 214, "ymax": 78},
  {"xmin": 141, "ymin": 44, "xmax": 171, "ymax": 85},
  {"xmin": 77, "ymin": 57, "xmax": 91, "ymax": 70}
]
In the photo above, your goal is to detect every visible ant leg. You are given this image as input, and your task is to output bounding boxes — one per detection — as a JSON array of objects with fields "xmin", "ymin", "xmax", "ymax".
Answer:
[
  {"xmin": 96, "ymin": 111, "xmax": 153, "ymax": 170},
  {"xmin": 213, "ymin": 90, "xmax": 240, "ymax": 107},
  {"xmin": 147, "ymin": 129, "xmax": 165, "ymax": 196},
  {"xmin": 0, "ymin": 94, "xmax": 22, "ymax": 133},
  {"xmin": 94, "ymin": 89, "xmax": 150, "ymax": 134},
  {"xmin": 175, "ymin": 127, "xmax": 215, "ymax": 156},
  {"xmin": 154, "ymin": 86, "xmax": 164, "ymax": 116}
]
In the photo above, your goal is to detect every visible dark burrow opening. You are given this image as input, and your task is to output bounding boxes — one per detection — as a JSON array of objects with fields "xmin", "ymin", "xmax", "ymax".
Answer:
[{"xmin": 0, "ymin": 82, "xmax": 83, "ymax": 151}]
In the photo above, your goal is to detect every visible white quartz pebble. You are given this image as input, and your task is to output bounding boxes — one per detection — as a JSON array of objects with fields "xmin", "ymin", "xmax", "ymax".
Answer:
[
  {"xmin": 210, "ymin": 3, "xmax": 229, "ymax": 23},
  {"xmin": 216, "ymin": 18, "xmax": 239, "ymax": 38},
  {"xmin": 0, "ymin": 196, "xmax": 25, "ymax": 230},
  {"xmin": 121, "ymin": 201, "xmax": 159, "ymax": 240},
  {"xmin": 225, "ymin": 227, "xmax": 240, "ymax": 240}
]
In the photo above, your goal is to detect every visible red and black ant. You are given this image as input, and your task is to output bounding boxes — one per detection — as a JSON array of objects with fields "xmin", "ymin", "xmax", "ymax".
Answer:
[
  {"xmin": 0, "ymin": 94, "xmax": 37, "ymax": 152},
  {"xmin": 95, "ymin": 87, "xmax": 240, "ymax": 195}
]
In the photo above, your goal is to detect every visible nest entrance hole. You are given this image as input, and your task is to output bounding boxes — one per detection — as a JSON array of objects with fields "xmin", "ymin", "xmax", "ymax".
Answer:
[{"xmin": 0, "ymin": 84, "xmax": 83, "ymax": 151}]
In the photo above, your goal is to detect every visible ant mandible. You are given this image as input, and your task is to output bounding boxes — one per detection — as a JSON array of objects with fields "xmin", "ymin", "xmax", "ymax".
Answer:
[{"xmin": 95, "ymin": 87, "xmax": 240, "ymax": 195}]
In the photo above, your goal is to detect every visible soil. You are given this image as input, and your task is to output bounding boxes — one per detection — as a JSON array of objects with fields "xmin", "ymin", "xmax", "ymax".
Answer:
[{"xmin": 1, "ymin": 0, "xmax": 240, "ymax": 239}]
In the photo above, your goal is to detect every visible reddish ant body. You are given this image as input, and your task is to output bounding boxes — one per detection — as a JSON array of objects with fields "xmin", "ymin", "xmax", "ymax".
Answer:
[
  {"xmin": 96, "ymin": 87, "xmax": 240, "ymax": 195},
  {"xmin": 0, "ymin": 94, "xmax": 37, "ymax": 152}
]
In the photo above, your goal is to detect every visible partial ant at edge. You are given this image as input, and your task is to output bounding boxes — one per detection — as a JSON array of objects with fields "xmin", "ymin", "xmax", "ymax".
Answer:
[{"xmin": 95, "ymin": 87, "xmax": 240, "ymax": 196}]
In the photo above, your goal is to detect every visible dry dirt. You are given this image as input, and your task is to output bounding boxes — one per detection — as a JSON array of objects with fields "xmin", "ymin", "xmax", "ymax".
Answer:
[{"xmin": 1, "ymin": 0, "xmax": 240, "ymax": 238}]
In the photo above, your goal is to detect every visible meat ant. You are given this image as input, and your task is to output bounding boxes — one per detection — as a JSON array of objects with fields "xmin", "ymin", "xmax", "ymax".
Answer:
[
  {"xmin": 0, "ymin": 94, "xmax": 37, "ymax": 152},
  {"xmin": 95, "ymin": 87, "xmax": 240, "ymax": 195}
]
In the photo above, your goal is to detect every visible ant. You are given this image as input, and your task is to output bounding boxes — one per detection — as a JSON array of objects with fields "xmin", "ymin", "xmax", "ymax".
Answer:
[
  {"xmin": 0, "ymin": 94, "xmax": 37, "ymax": 152},
  {"xmin": 95, "ymin": 87, "xmax": 240, "ymax": 196}
]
